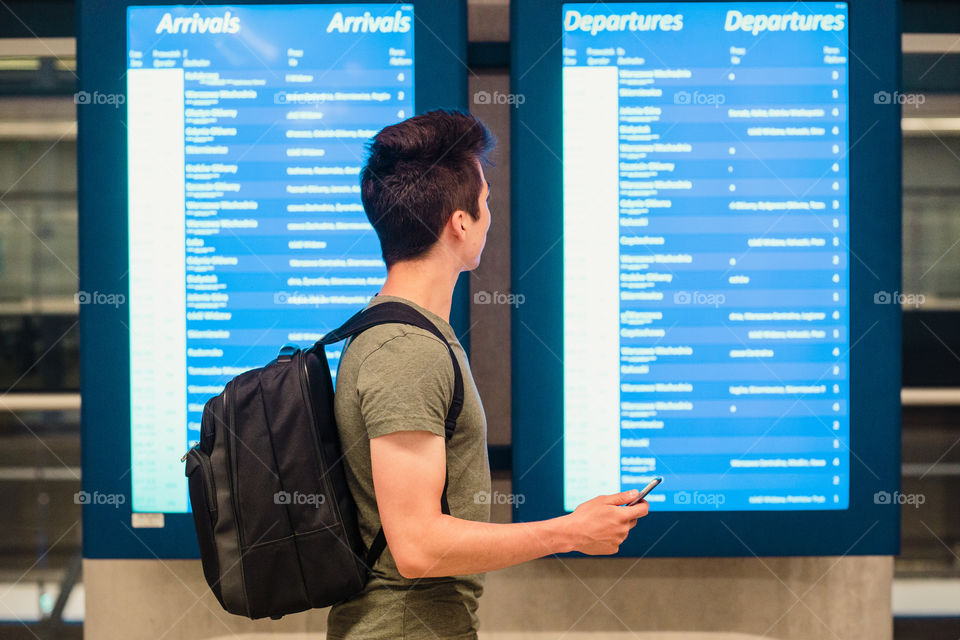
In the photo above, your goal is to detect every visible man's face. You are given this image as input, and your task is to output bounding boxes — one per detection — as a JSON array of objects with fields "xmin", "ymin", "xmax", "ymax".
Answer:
[{"xmin": 462, "ymin": 162, "xmax": 491, "ymax": 271}]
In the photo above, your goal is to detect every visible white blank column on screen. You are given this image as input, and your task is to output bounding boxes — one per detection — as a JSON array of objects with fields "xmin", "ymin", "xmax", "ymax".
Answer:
[
  {"xmin": 127, "ymin": 68, "xmax": 187, "ymax": 514},
  {"xmin": 562, "ymin": 65, "xmax": 619, "ymax": 511}
]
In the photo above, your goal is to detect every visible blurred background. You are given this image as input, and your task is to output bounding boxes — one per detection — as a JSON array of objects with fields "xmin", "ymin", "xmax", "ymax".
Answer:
[{"xmin": 0, "ymin": 0, "xmax": 958, "ymax": 638}]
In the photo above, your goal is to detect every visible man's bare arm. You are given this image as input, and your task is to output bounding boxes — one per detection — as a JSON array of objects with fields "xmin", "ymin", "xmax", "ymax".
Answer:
[{"xmin": 370, "ymin": 430, "xmax": 649, "ymax": 579}]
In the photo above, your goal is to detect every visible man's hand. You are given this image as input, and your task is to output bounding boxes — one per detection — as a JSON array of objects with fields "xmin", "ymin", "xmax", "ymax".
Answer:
[{"xmin": 563, "ymin": 490, "xmax": 650, "ymax": 555}]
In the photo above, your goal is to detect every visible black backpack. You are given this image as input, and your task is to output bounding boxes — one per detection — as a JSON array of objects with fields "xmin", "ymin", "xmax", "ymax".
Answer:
[{"xmin": 182, "ymin": 301, "xmax": 464, "ymax": 620}]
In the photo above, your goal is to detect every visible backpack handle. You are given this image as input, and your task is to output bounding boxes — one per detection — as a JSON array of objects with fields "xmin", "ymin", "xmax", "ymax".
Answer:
[{"xmin": 276, "ymin": 344, "xmax": 299, "ymax": 363}]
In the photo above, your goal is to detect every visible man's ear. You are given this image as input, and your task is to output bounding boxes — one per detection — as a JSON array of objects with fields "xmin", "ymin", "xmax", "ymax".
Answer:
[{"xmin": 448, "ymin": 209, "xmax": 469, "ymax": 240}]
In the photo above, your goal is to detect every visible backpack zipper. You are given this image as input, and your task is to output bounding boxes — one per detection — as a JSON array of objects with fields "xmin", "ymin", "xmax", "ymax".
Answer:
[
  {"xmin": 223, "ymin": 382, "xmax": 252, "ymax": 617},
  {"xmin": 298, "ymin": 349, "xmax": 366, "ymax": 582},
  {"xmin": 225, "ymin": 382, "xmax": 245, "ymax": 549}
]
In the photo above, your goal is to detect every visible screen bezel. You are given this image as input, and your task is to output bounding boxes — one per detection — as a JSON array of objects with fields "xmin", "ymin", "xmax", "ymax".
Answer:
[
  {"xmin": 79, "ymin": 0, "xmax": 469, "ymax": 559},
  {"xmin": 511, "ymin": 0, "xmax": 902, "ymax": 556}
]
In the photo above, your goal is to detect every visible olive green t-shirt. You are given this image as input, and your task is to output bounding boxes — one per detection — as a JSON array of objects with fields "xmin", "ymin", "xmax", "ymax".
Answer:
[{"xmin": 327, "ymin": 295, "xmax": 491, "ymax": 640}]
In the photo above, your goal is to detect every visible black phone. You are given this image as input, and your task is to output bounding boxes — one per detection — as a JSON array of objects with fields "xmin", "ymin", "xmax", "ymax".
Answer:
[{"xmin": 625, "ymin": 476, "xmax": 662, "ymax": 506}]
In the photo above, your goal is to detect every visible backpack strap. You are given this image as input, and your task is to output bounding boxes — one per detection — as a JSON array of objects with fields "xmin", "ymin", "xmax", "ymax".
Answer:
[{"xmin": 317, "ymin": 301, "xmax": 464, "ymax": 572}]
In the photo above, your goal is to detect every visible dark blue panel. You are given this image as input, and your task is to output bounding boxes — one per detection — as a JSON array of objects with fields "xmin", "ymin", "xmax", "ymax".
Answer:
[{"xmin": 511, "ymin": 0, "xmax": 901, "ymax": 556}]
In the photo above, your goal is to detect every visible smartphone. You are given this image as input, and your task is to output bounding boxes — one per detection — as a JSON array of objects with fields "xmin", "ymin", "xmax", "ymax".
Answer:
[{"xmin": 625, "ymin": 476, "xmax": 662, "ymax": 506}]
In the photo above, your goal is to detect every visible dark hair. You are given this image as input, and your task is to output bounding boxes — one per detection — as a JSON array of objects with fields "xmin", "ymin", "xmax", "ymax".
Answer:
[{"xmin": 360, "ymin": 110, "xmax": 495, "ymax": 267}]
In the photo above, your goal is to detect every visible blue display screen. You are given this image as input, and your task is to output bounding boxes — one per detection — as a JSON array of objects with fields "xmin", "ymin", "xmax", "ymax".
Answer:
[
  {"xmin": 561, "ymin": 2, "xmax": 850, "ymax": 511},
  {"xmin": 125, "ymin": 4, "xmax": 414, "ymax": 513}
]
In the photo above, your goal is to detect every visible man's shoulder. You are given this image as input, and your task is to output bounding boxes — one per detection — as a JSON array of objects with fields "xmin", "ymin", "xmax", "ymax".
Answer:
[
  {"xmin": 341, "ymin": 322, "xmax": 450, "ymax": 370},
  {"xmin": 335, "ymin": 322, "xmax": 457, "ymax": 436}
]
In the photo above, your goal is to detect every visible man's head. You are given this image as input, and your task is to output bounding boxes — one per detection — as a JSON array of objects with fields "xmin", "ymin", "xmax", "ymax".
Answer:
[{"xmin": 360, "ymin": 110, "xmax": 495, "ymax": 270}]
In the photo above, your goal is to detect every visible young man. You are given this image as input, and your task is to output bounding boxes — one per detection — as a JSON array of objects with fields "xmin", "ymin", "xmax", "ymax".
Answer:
[{"xmin": 327, "ymin": 110, "xmax": 649, "ymax": 639}]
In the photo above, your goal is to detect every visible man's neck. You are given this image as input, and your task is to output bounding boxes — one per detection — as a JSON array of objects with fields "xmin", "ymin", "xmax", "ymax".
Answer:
[{"xmin": 378, "ymin": 257, "xmax": 460, "ymax": 322}]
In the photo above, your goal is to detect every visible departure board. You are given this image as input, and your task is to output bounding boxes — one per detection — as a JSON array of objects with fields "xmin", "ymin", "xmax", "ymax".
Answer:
[{"xmin": 560, "ymin": 2, "xmax": 850, "ymax": 511}]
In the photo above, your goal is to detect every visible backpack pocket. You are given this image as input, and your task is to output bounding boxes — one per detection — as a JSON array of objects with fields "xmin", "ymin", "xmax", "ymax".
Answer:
[{"xmin": 185, "ymin": 447, "xmax": 224, "ymax": 607}]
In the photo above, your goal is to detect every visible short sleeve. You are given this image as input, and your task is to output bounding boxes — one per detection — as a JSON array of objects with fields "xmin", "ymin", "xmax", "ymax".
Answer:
[{"xmin": 355, "ymin": 331, "xmax": 455, "ymax": 439}]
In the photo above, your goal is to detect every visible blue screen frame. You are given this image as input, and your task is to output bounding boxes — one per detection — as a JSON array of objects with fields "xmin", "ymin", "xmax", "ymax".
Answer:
[
  {"xmin": 511, "ymin": 0, "xmax": 901, "ymax": 556},
  {"xmin": 79, "ymin": 0, "xmax": 469, "ymax": 559}
]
